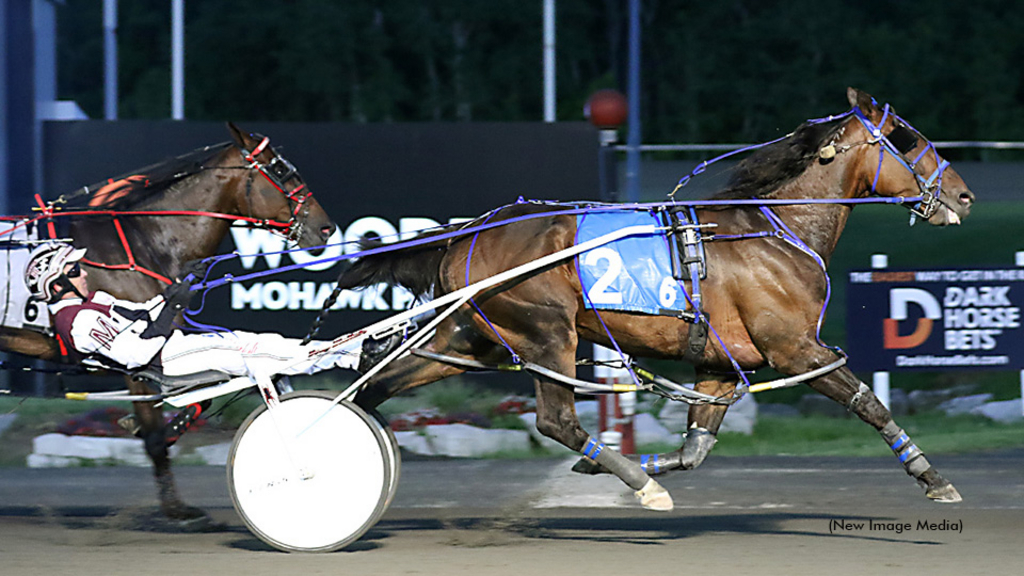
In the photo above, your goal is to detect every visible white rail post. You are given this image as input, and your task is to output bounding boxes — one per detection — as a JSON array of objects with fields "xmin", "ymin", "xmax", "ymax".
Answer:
[
  {"xmin": 593, "ymin": 344, "xmax": 635, "ymax": 453},
  {"xmin": 871, "ymin": 253, "xmax": 891, "ymax": 409},
  {"xmin": 1018, "ymin": 252, "xmax": 1024, "ymax": 417}
]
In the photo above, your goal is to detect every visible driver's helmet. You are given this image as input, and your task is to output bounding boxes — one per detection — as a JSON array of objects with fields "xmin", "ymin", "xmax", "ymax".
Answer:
[{"xmin": 25, "ymin": 242, "xmax": 87, "ymax": 303}]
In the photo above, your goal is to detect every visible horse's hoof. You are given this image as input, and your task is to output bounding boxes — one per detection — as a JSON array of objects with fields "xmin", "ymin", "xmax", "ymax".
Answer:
[
  {"xmin": 927, "ymin": 483, "xmax": 963, "ymax": 503},
  {"xmin": 635, "ymin": 479, "xmax": 673, "ymax": 511},
  {"xmin": 571, "ymin": 457, "xmax": 608, "ymax": 475},
  {"xmin": 161, "ymin": 502, "xmax": 208, "ymax": 522}
]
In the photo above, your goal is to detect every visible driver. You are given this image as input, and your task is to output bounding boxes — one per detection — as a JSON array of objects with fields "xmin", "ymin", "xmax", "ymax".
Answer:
[{"xmin": 24, "ymin": 242, "xmax": 379, "ymax": 390}]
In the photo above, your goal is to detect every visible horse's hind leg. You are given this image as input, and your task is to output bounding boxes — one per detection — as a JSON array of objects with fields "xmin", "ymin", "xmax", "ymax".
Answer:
[
  {"xmin": 354, "ymin": 352, "xmax": 468, "ymax": 410},
  {"xmin": 128, "ymin": 377, "xmax": 207, "ymax": 521},
  {"xmin": 534, "ymin": 370, "xmax": 673, "ymax": 511},
  {"xmin": 353, "ymin": 318, "xmax": 496, "ymax": 410},
  {"xmin": 802, "ymin": 364, "xmax": 961, "ymax": 502},
  {"xmin": 573, "ymin": 371, "xmax": 735, "ymax": 476}
]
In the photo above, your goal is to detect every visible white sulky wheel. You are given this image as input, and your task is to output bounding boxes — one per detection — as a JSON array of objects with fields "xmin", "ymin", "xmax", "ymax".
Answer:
[
  {"xmin": 299, "ymin": 392, "xmax": 402, "ymax": 512},
  {"xmin": 228, "ymin": 391, "xmax": 393, "ymax": 553},
  {"xmin": 366, "ymin": 407, "xmax": 402, "ymax": 510}
]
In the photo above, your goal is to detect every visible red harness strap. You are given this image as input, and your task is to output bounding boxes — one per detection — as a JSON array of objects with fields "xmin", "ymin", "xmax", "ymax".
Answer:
[
  {"xmin": 55, "ymin": 333, "xmax": 69, "ymax": 359},
  {"xmin": 81, "ymin": 217, "xmax": 173, "ymax": 285},
  {"xmin": 33, "ymin": 194, "xmax": 58, "ymax": 239}
]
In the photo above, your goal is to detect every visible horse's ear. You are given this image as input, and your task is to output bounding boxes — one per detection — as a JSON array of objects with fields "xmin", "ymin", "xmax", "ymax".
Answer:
[
  {"xmin": 846, "ymin": 87, "xmax": 879, "ymax": 119},
  {"xmin": 226, "ymin": 122, "xmax": 255, "ymax": 149}
]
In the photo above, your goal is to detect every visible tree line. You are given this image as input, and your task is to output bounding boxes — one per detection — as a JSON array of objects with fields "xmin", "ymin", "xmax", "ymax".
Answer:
[{"xmin": 58, "ymin": 0, "xmax": 1024, "ymax": 152}]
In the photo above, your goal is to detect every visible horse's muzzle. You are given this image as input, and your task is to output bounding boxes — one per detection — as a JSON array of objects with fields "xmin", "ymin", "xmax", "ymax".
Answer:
[{"xmin": 928, "ymin": 190, "xmax": 973, "ymax": 226}]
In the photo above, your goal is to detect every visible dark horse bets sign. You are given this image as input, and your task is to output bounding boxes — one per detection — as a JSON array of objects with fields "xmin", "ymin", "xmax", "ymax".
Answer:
[{"xmin": 846, "ymin": 267, "xmax": 1024, "ymax": 371}]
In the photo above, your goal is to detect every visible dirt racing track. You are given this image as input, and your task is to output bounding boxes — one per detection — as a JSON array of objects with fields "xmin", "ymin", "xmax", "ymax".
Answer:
[{"xmin": 1, "ymin": 449, "xmax": 1021, "ymax": 576}]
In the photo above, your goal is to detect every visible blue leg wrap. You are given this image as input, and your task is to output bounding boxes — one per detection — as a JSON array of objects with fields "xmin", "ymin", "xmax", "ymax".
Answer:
[
  {"xmin": 640, "ymin": 454, "xmax": 661, "ymax": 474},
  {"xmin": 581, "ymin": 437, "xmax": 605, "ymax": 460},
  {"xmin": 579, "ymin": 436, "xmax": 650, "ymax": 490},
  {"xmin": 881, "ymin": 421, "xmax": 931, "ymax": 477}
]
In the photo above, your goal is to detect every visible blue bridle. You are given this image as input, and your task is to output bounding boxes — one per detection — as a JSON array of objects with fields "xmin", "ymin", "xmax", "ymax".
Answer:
[
  {"xmin": 672, "ymin": 101, "xmax": 954, "ymax": 223},
  {"xmin": 850, "ymin": 103, "xmax": 951, "ymax": 222}
]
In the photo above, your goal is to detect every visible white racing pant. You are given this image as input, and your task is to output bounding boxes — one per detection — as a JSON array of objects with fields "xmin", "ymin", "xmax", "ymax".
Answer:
[{"xmin": 158, "ymin": 331, "xmax": 360, "ymax": 378}]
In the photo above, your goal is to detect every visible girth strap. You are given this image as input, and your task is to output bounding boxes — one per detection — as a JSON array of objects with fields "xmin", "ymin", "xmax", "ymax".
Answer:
[{"xmin": 663, "ymin": 207, "xmax": 710, "ymax": 360}]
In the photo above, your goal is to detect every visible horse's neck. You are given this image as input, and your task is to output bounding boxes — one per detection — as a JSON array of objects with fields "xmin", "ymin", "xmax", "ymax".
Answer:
[
  {"xmin": 127, "ymin": 164, "xmax": 238, "ymax": 268},
  {"xmin": 150, "ymin": 174, "xmax": 234, "ymax": 256},
  {"xmin": 763, "ymin": 156, "xmax": 860, "ymax": 262}
]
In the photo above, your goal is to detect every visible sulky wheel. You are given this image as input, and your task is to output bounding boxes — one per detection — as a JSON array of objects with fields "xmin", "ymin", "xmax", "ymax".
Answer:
[{"xmin": 228, "ymin": 391, "xmax": 392, "ymax": 552}]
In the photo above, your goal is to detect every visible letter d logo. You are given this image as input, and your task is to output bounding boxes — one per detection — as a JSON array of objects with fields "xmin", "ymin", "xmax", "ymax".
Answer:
[{"xmin": 883, "ymin": 288, "xmax": 941, "ymax": 349}]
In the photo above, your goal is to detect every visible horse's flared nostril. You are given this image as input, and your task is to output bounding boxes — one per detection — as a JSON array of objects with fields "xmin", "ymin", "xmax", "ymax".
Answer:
[
  {"xmin": 320, "ymin": 225, "xmax": 335, "ymax": 241},
  {"xmin": 959, "ymin": 192, "xmax": 974, "ymax": 205}
]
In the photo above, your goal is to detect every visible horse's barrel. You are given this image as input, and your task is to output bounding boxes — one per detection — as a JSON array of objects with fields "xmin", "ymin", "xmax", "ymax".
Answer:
[{"xmin": 585, "ymin": 89, "xmax": 628, "ymax": 129}]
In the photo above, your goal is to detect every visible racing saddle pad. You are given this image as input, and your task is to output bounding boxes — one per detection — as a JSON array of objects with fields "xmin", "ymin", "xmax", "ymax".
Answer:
[{"xmin": 575, "ymin": 210, "xmax": 690, "ymax": 316}]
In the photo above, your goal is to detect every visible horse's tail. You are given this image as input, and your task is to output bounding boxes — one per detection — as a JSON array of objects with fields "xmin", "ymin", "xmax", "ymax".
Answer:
[
  {"xmin": 301, "ymin": 233, "xmax": 448, "ymax": 343},
  {"xmin": 334, "ymin": 236, "xmax": 447, "ymax": 297}
]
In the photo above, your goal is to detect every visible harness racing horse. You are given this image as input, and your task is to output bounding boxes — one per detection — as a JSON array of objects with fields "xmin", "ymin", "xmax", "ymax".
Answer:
[
  {"xmin": 0, "ymin": 123, "xmax": 336, "ymax": 520},
  {"xmin": 336, "ymin": 88, "xmax": 974, "ymax": 510}
]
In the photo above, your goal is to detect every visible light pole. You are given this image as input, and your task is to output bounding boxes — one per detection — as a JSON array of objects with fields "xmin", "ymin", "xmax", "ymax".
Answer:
[{"xmin": 171, "ymin": 0, "xmax": 184, "ymax": 119}]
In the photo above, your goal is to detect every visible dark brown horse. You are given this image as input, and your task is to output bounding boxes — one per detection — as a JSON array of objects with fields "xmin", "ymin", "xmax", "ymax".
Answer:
[
  {"xmin": 338, "ymin": 88, "xmax": 974, "ymax": 510},
  {"xmin": 0, "ymin": 123, "xmax": 336, "ymax": 520}
]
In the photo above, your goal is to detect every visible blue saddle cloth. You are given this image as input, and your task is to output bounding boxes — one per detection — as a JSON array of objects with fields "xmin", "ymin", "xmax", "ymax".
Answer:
[{"xmin": 575, "ymin": 210, "xmax": 689, "ymax": 316}]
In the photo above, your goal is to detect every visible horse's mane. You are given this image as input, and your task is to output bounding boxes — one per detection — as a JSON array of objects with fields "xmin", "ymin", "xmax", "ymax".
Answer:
[
  {"xmin": 71, "ymin": 143, "xmax": 235, "ymax": 210},
  {"xmin": 710, "ymin": 119, "xmax": 844, "ymax": 200}
]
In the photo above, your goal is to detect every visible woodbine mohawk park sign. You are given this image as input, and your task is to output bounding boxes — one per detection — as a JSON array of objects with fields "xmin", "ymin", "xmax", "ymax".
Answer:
[{"xmin": 846, "ymin": 267, "xmax": 1024, "ymax": 372}]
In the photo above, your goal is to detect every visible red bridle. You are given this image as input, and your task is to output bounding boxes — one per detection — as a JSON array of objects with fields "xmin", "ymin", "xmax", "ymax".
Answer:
[{"xmin": 240, "ymin": 136, "xmax": 314, "ymax": 244}]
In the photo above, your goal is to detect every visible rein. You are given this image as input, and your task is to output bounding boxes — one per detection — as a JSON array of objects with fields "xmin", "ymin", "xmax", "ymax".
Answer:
[{"xmin": 196, "ymin": 194, "xmax": 928, "ymax": 294}]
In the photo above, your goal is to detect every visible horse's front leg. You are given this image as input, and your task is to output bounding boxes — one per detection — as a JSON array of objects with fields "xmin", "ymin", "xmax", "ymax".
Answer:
[
  {"xmin": 800, "ymin": 364, "xmax": 962, "ymax": 503},
  {"xmin": 572, "ymin": 370, "xmax": 735, "ymax": 477},
  {"xmin": 127, "ymin": 376, "xmax": 207, "ymax": 521}
]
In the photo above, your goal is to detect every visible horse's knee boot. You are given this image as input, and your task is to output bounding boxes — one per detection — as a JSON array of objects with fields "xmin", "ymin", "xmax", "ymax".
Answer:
[
  {"xmin": 680, "ymin": 426, "xmax": 717, "ymax": 470},
  {"xmin": 880, "ymin": 421, "xmax": 962, "ymax": 503}
]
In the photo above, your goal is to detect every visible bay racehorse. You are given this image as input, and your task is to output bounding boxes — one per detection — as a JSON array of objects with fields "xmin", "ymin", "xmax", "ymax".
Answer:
[
  {"xmin": 0, "ymin": 123, "xmax": 336, "ymax": 520},
  {"xmin": 335, "ymin": 88, "xmax": 974, "ymax": 510}
]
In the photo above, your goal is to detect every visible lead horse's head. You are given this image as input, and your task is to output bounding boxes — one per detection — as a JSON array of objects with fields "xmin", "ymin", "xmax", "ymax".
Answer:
[
  {"xmin": 835, "ymin": 88, "xmax": 975, "ymax": 226},
  {"xmin": 226, "ymin": 123, "xmax": 337, "ymax": 246}
]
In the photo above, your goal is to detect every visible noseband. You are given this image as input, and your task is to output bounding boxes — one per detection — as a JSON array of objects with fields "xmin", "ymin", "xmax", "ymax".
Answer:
[{"xmin": 239, "ymin": 136, "xmax": 314, "ymax": 243}]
